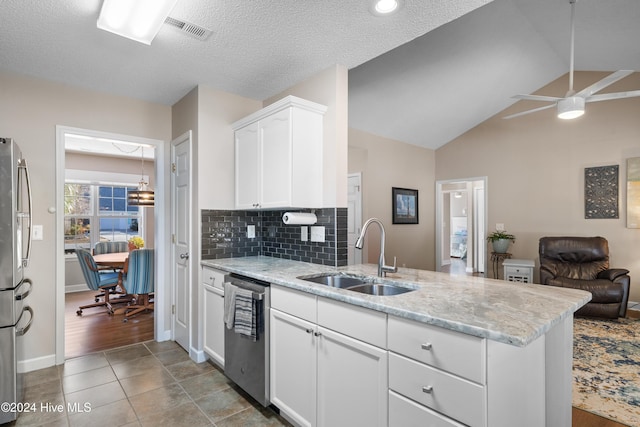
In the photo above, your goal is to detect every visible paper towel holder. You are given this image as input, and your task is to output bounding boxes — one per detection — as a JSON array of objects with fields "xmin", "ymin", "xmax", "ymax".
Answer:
[{"xmin": 282, "ymin": 211, "xmax": 317, "ymax": 225}]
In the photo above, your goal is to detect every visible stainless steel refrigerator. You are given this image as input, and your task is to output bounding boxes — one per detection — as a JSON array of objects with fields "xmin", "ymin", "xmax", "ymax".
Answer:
[{"xmin": 0, "ymin": 138, "xmax": 34, "ymax": 424}]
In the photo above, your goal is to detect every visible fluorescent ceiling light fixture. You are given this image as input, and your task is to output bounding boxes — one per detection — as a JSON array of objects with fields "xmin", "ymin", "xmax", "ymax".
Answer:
[
  {"xmin": 371, "ymin": 0, "xmax": 401, "ymax": 16},
  {"xmin": 557, "ymin": 96, "xmax": 585, "ymax": 120},
  {"xmin": 97, "ymin": 0, "xmax": 178, "ymax": 45}
]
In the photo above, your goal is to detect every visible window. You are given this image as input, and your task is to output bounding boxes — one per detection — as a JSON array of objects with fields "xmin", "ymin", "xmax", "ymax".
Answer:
[{"xmin": 64, "ymin": 182, "xmax": 142, "ymax": 254}]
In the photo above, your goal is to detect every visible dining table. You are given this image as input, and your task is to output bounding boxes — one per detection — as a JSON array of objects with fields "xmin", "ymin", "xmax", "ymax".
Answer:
[
  {"xmin": 93, "ymin": 251, "xmax": 129, "ymax": 269},
  {"xmin": 93, "ymin": 251, "xmax": 132, "ymax": 313}
]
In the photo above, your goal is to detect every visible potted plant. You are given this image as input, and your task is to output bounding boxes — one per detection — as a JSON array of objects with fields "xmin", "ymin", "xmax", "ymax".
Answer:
[
  {"xmin": 128, "ymin": 236, "xmax": 145, "ymax": 251},
  {"xmin": 486, "ymin": 231, "xmax": 515, "ymax": 253}
]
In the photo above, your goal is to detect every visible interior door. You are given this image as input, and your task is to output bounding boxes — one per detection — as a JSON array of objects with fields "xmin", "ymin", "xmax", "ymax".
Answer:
[{"xmin": 171, "ymin": 133, "xmax": 191, "ymax": 351}]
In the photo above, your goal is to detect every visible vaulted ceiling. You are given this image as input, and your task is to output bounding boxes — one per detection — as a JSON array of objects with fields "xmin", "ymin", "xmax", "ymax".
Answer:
[{"xmin": 2, "ymin": 0, "xmax": 639, "ymax": 150}]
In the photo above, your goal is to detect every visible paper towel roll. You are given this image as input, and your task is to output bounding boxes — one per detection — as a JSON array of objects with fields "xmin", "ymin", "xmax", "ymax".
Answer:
[{"xmin": 282, "ymin": 212, "xmax": 317, "ymax": 225}]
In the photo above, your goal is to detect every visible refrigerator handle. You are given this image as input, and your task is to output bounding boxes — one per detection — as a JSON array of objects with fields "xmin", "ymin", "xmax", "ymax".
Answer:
[
  {"xmin": 15, "ymin": 278, "xmax": 33, "ymax": 301},
  {"xmin": 18, "ymin": 158, "xmax": 32, "ymax": 267},
  {"xmin": 16, "ymin": 306, "xmax": 34, "ymax": 336}
]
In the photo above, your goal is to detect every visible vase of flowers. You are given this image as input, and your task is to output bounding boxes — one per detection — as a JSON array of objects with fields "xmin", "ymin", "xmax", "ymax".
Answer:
[
  {"xmin": 486, "ymin": 231, "xmax": 515, "ymax": 253},
  {"xmin": 128, "ymin": 236, "xmax": 145, "ymax": 251}
]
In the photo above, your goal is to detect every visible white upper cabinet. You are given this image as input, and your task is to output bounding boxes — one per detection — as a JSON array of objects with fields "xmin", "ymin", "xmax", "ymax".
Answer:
[{"xmin": 233, "ymin": 96, "xmax": 327, "ymax": 209}]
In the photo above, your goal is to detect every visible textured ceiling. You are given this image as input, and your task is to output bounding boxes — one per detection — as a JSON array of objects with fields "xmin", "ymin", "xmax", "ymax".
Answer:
[{"xmin": 1, "ymin": 0, "xmax": 639, "ymax": 150}]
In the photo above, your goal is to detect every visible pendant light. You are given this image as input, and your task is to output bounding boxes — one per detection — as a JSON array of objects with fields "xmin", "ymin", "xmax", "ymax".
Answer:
[{"xmin": 128, "ymin": 147, "xmax": 154, "ymax": 207}]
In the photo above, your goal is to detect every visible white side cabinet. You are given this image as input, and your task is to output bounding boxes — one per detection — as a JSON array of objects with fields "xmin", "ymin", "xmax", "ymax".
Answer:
[
  {"xmin": 233, "ymin": 95, "xmax": 327, "ymax": 209},
  {"xmin": 503, "ymin": 259, "xmax": 535, "ymax": 283},
  {"xmin": 202, "ymin": 267, "xmax": 227, "ymax": 368},
  {"xmin": 270, "ymin": 285, "xmax": 388, "ymax": 427}
]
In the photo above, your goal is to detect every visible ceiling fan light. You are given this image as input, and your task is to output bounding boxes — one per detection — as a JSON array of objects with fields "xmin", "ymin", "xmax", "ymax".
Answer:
[{"xmin": 557, "ymin": 97, "xmax": 585, "ymax": 120}]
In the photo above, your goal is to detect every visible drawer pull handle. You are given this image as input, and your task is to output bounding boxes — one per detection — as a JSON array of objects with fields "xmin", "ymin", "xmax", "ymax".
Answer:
[
  {"xmin": 421, "ymin": 343, "xmax": 433, "ymax": 351},
  {"xmin": 314, "ymin": 331, "xmax": 322, "ymax": 337},
  {"xmin": 305, "ymin": 328, "xmax": 313, "ymax": 334},
  {"xmin": 422, "ymin": 386, "xmax": 434, "ymax": 394}
]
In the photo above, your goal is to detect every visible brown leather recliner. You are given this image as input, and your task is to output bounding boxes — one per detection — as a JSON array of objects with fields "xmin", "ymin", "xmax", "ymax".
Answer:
[{"xmin": 539, "ymin": 236, "xmax": 630, "ymax": 319}]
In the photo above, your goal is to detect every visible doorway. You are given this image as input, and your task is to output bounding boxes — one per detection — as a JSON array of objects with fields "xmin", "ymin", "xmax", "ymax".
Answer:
[
  {"xmin": 347, "ymin": 173, "xmax": 363, "ymax": 265},
  {"xmin": 55, "ymin": 126, "xmax": 168, "ymax": 364},
  {"xmin": 435, "ymin": 177, "xmax": 487, "ymax": 276}
]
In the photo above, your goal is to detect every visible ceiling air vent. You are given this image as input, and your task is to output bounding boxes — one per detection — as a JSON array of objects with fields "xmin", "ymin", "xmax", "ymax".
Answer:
[{"xmin": 164, "ymin": 16, "xmax": 212, "ymax": 41}]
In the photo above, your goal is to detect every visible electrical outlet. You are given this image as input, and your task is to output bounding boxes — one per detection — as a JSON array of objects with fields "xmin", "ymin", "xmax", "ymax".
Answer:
[
  {"xmin": 310, "ymin": 226, "xmax": 325, "ymax": 242},
  {"xmin": 247, "ymin": 225, "xmax": 255, "ymax": 238},
  {"xmin": 496, "ymin": 223, "xmax": 505, "ymax": 231},
  {"xmin": 301, "ymin": 226, "xmax": 308, "ymax": 242}
]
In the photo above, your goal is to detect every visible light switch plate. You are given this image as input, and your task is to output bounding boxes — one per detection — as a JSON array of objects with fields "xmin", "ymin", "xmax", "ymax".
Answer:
[
  {"xmin": 496, "ymin": 223, "xmax": 505, "ymax": 231},
  {"xmin": 32, "ymin": 225, "xmax": 43, "ymax": 241},
  {"xmin": 247, "ymin": 225, "xmax": 255, "ymax": 238},
  {"xmin": 310, "ymin": 226, "xmax": 325, "ymax": 242},
  {"xmin": 301, "ymin": 226, "xmax": 308, "ymax": 242}
]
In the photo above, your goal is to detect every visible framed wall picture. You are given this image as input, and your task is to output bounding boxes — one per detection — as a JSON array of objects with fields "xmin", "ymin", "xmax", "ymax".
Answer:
[{"xmin": 392, "ymin": 187, "xmax": 418, "ymax": 224}]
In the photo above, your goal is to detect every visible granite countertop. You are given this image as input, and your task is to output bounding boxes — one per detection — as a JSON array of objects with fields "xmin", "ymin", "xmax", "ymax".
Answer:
[{"xmin": 201, "ymin": 256, "xmax": 591, "ymax": 347}]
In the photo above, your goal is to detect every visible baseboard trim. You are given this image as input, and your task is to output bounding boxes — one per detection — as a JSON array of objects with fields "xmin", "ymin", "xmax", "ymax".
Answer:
[
  {"xmin": 190, "ymin": 347, "xmax": 206, "ymax": 363},
  {"xmin": 18, "ymin": 354, "xmax": 57, "ymax": 373},
  {"xmin": 65, "ymin": 284, "xmax": 89, "ymax": 293},
  {"xmin": 156, "ymin": 329, "xmax": 172, "ymax": 342}
]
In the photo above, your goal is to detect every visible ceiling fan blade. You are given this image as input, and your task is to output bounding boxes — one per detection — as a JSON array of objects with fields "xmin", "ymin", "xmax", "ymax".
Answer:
[
  {"xmin": 503, "ymin": 103, "xmax": 556, "ymax": 120},
  {"xmin": 512, "ymin": 94, "xmax": 562, "ymax": 102},
  {"xmin": 586, "ymin": 90, "xmax": 640, "ymax": 103},
  {"xmin": 575, "ymin": 70, "xmax": 634, "ymax": 98}
]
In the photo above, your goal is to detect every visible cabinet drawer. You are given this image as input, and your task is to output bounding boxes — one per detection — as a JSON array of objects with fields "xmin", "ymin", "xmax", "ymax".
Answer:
[
  {"xmin": 317, "ymin": 297, "xmax": 386, "ymax": 348},
  {"xmin": 389, "ymin": 390, "xmax": 465, "ymax": 427},
  {"xmin": 389, "ymin": 353, "xmax": 485, "ymax": 427},
  {"xmin": 271, "ymin": 285, "xmax": 317, "ymax": 323},
  {"xmin": 388, "ymin": 316, "xmax": 485, "ymax": 384},
  {"xmin": 202, "ymin": 267, "xmax": 227, "ymax": 290}
]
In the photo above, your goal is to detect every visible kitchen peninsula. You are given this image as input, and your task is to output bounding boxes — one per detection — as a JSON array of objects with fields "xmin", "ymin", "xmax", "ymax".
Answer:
[{"xmin": 202, "ymin": 256, "xmax": 590, "ymax": 427}]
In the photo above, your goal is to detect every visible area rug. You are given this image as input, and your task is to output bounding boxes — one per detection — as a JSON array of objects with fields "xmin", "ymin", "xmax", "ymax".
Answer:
[{"xmin": 573, "ymin": 317, "xmax": 640, "ymax": 426}]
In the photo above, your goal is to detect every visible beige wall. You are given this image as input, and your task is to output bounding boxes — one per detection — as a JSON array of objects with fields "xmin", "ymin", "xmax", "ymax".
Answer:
[
  {"xmin": 265, "ymin": 65, "xmax": 349, "ymax": 207},
  {"xmin": 436, "ymin": 71, "xmax": 640, "ymax": 302},
  {"xmin": 172, "ymin": 85, "xmax": 260, "ymax": 353},
  {"xmin": 349, "ymin": 128, "xmax": 436, "ymax": 270},
  {"xmin": 65, "ymin": 152, "xmax": 156, "ymax": 248},
  {"xmin": 0, "ymin": 71, "xmax": 171, "ymax": 365}
]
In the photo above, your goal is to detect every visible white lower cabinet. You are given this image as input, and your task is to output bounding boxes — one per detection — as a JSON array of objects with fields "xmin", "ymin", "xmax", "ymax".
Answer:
[
  {"xmin": 270, "ymin": 309, "xmax": 317, "ymax": 427},
  {"xmin": 202, "ymin": 267, "xmax": 227, "ymax": 367},
  {"xmin": 270, "ymin": 286, "xmax": 388, "ymax": 427}
]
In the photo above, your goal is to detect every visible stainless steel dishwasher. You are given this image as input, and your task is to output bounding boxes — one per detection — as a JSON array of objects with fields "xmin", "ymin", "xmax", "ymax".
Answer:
[{"xmin": 223, "ymin": 274, "xmax": 271, "ymax": 407}]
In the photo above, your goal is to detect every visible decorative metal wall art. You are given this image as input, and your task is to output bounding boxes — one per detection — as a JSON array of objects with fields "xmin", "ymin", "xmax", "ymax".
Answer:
[{"xmin": 585, "ymin": 165, "xmax": 619, "ymax": 219}]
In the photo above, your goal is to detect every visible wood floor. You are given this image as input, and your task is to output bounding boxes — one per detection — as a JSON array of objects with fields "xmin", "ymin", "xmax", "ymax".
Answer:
[{"xmin": 65, "ymin": 290, "xmax": 154, "ymax": 359}]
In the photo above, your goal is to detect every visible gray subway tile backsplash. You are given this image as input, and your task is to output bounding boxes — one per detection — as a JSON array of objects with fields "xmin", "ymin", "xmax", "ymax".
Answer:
[{"xmin": 201, "ymin": 208, "xmax": 348, "ymax": 267}]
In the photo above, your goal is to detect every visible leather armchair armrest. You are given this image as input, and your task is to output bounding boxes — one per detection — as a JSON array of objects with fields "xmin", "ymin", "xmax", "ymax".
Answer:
[
  {"xmin": 539, "ymin": 265, "xmax": 555, "ymax": 285},
  {"xmin": 597, "ymin": 268, "xmax": 630, "ymax": 281}
]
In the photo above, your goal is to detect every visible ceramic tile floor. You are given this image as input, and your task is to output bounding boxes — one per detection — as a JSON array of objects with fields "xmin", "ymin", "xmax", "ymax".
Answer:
[{"xmin": 9, "ymin": 341, "xmax": 292, "ymax": 427}]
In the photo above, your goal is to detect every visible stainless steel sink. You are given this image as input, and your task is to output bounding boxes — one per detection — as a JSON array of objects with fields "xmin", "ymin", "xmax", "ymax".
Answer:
[
  {"xmin": 297, "ymin": 273, "xmax": 416, "ymax": 296},
  {"xmin": 345, "ymin": 283, "xmax": 414, "ymax": 296},
  {"xmin": 298, "ymin": 273, "xmax": 368, "ymax": 289}
]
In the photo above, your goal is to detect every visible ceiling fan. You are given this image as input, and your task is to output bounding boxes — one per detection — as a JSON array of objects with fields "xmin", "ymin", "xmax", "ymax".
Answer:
[{"xmin": 504, "ymin": 0, "xmax": 640, "ymax": 120}]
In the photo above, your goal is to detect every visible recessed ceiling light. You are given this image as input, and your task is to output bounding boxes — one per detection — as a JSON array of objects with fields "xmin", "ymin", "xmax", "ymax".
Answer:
[{"xmin": 371, "ymin": 0, "xmax": 402, "ymax": 16}]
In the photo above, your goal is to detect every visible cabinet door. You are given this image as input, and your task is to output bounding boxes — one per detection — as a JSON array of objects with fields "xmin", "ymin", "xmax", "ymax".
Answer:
[
  {"xmin": 260, "ymin": 108, "xmax": 292, "ymax": 208},
  {"xmin": 235, "ymin": 122, "xmax": 260, "ymax": 209},
  {"xmin": 203, "ymin": 285, "xmax": 225, "ymax": 367},
  {"xmin": 316, "ymin": 327, "xmax": 388, "ymax": 427},
  {"xmin": 270, "ymin": 309, "xmax": 317, "ymax": 427}
]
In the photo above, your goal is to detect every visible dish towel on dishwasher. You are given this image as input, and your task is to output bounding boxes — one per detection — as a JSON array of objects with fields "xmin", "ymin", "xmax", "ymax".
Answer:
[
  {"xmin": 224, "ymin": 282, "xmax": 238, "ymax": 329},
  {"xmin": 234, "ymin": 287, "xmax": 258, "ymax": 341}
]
